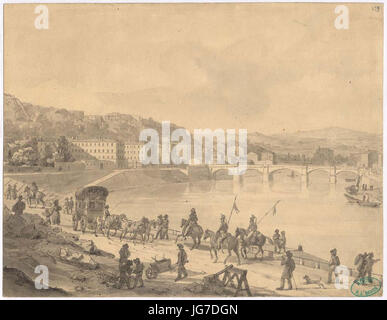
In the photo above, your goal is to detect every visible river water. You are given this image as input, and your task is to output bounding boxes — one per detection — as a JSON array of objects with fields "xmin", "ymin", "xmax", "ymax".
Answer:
[{"xmin": 107, "ymin": 171, "xmax": 383, "ymax": 273}]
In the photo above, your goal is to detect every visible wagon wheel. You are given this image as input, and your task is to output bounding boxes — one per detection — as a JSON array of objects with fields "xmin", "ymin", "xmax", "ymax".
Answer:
[{"xmin": 146, "ymin": 267, "xmax": 158, "ymax": 279}]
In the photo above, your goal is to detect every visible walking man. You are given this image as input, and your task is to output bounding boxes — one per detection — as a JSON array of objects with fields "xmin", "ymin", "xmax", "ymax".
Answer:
[
  {"xmin": 175, "ymin": 244, "xmax": 188, "ymax": 281},
  {"xmin": 328, "ymin": 248, "xmax": 341, "ymax": 284},
  {"xmin": 277, "ymin": 251, "xmax": 296, "ymax": 290},
  {"xmin": 155, "ymin": 215, "xmax": 164, "ymax": 240},
  {"xmin": 162, "ymin": 214, "xmax": 169, "ymax": 240}
]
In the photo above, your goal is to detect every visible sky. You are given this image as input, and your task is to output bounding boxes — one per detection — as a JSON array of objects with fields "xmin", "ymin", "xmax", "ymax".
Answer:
[{"xmin": 4, "ymin": 3, "xmax": 383, "ymax": 134}]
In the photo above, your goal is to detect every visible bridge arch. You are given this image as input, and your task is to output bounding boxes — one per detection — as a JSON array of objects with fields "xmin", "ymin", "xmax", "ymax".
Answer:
[
  {"xmin": 307, "ymin": 168, "xmax": 330, "ymax": 176},
  {"xmin": 268, "ymin": 167, "xmax": 302, "ymax": 178},
  {"xmin": 212, "ymin": 168, "xmax": 231, "ymax": 179},
  {"xmin": 336, "ymin": 169, "xmax": 358, "ymax": 177}
]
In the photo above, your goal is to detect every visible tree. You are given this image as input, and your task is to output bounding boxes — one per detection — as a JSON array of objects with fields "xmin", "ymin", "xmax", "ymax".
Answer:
[
  {"xmin": 39, "ymin": 143, "xmax": 54, "ymax": 167},
  {"xmin": 10, "ymin": 147, "xmax": 38, "ymax": 166},
  {"xmin": 55, "ymin": 136, "xmax": 74, "ymax": 162}
]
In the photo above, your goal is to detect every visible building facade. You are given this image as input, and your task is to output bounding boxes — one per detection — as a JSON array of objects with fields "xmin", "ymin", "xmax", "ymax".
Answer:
[{"xmin": 70, "ymin": 138, "xmax": 126, "ymax": 169}]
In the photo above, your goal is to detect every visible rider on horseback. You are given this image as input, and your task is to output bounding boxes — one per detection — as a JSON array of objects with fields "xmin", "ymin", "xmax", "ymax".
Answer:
[
  {"xmin": 182, "ymin": 208, "xmax": 198, "ymax": 238},
  {"xmin": 216, "ymin": 214, "xmax": 228, "ymax": 250},
  {"xmin": 246, "ymin": 214, "xmax": 258, "ymax": 242}
]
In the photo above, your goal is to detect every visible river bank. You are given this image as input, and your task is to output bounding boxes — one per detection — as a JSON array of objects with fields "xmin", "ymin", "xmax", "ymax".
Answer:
[{"xmin": 3, "ymin": 204, "xmax": 379, "ymax": 297}]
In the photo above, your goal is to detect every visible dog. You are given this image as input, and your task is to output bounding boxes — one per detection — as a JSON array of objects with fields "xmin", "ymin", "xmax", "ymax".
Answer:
[{"xmin": 303, "ymin": 275, "xmax": 325, "ymax": 289}]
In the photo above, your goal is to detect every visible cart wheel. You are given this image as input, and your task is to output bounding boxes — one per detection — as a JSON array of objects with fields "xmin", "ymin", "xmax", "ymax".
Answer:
[{"xmin": 146, "ymin": 267, "xmax": 158, "ymax": 279}]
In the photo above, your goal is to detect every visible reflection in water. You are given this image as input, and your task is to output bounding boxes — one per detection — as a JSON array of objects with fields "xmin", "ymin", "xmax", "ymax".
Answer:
[{"xmin": 109, "ymin": 171, "xmax": 382, "ymax": 274}]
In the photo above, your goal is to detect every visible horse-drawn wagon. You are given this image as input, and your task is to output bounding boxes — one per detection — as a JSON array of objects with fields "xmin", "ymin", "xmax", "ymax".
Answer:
[{"xmin": 73, "ymin": 186, "xmax": 109, "ymax": 233}]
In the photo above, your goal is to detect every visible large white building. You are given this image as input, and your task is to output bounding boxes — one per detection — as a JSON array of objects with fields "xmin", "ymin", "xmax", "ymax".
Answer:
[{"xmin": 70, "ymin": 138, "xmax": 126, "ymax": 169}]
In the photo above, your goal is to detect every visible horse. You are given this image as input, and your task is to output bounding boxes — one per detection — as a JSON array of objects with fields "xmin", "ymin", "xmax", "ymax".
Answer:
[
  {"xmin": 28, "ymin": 191, "xmax": 46, "ymax": 208},
  {"xmin": 203, "ymin": 229, "xmax": 241, "ymax": 265},
  {"xmin": 235, "ymin": 227, "xmax": 268, "ymax": 259},
  {"xmin": 120, "ymin": 218, "xmax": 151, "ymax": 244},
  {"xmin": 103, "ymin": 214, "xmax": 123, "ymax": 238},
  {"xmin": 175, "ymin": 218, "xmax": 203, "ymax": 250}
]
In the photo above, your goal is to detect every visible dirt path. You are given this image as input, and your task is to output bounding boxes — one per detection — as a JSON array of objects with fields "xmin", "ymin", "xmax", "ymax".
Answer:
[{"xmin": 25, "ymin": 210, "xmax": 361, "ymax": 297}]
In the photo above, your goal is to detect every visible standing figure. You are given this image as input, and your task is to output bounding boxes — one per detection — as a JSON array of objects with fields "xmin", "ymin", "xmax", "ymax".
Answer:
[
  {"xmin": 277, "ymin": 251, "xmax": 296, "ymax": 290},
  {"xmin": 273, "ymin": 229, "xmax": 281, "ymax": 253},
  {"xmin": 68, "ymin": 197, "xmax": 74, "ymax": 214},
  {"xmin": 64, "ymin": 198, "xmax": 70, "ymax": 215},
  {"xmin": 104, "ymin": 205, "xmax": 110, "ymax": 220},
  {"xmin": 132, "ymin": 258, "xmax": 144, "ymax": 288},
  {"xmin": 6, "ymin": 184, "xmax": 12, "ymax": 200},
  {"xmin": 12, "ymin": 183, "xmax": 18, "ymax": 200},
  {"xmin": 155, "ymin": 215, "xmax": 164, "ymax": 239},
  {"xmin": 216, "ymin": 214, "xmax": 228, "ymax": 250},
  {"xmin": 12, "ymin": 195, "xmax": 26, "ymax": 216},
  {"xmin": 118, "ymin": 260, "xmax": 133, "ymax": 290},
  {"xmin": 246, "ymin": 214, "xmax": 258, "ymax": 242},
  {"xmin": 175, "ymin": 243, "xmax": 188, "ymax": 281},
  {"xmin": 31, "ymin": 182, "xmax": 39, "ymax": 199},
  {"xmin": 162, "ymin": 214, "xmax": 169, "ymax": 240},
  {"xmin": 23, "ymin": 185, "xmax": 31, "ymax": 206},
  {"xmin": 354, "ymin": 252, "xmax": 368, "ymax": 280},
  {"xmin": 328, "ymin": 248, "xmax": 341, "ymax": 284},
  {"xmin": 43, "ymin": 208, "xmax": 53, "ymax": 225},
  {"xmin": 119, "ymin": 244, "xmax": 131, "ymax": 269},
  {"xmin": 51, "ymin": 199, "xmax": 62, "ymax": 225},
  {"xmin": 279, "ymin": 231, "xmax": 287, "ymax": 253},
  {"xmin": 365, "ymin": 252, "xmax": 380, "ymax": 283}
]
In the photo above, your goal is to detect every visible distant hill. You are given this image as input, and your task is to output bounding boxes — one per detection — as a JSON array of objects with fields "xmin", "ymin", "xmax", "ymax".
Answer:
[
  {"xmin": 4, "ymin": 93, "xmax": 381, "ymax": 156},
  {"xmin": 249, "ymin": 127, "xmax": 382, "ymax": 156},
  {"xmin": 3, "ymin": 93, "xmax": 182, "ymax": 142}
]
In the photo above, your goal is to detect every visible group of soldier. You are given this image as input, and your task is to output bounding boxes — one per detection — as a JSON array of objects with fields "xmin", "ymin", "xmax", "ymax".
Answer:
[
  {"xmin": 63, "ymin": 197, "xmax": 74, "ymax": 215},
  {"xmin": 117, "ymin": 243, "xmax": 145, "ymax": 289},
  {"xmin": 5, "ymin": 183, "xmax": 18, "ymax": 200},
  {"xmin": 155, "ymin": 214, "xmax": 170, "ymax": 240},
  {"xmin": 328, "ymin": 248, "xmax": 380, "ymax": 286},
  {"xmin": 354, "ymin": 251, "xmax": 380, "ymax": 283}
]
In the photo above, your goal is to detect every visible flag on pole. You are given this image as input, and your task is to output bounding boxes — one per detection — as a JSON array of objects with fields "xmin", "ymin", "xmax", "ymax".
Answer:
[{"xmin": 232, "ymin": 199, "xmax": 240, "ymax": 214}]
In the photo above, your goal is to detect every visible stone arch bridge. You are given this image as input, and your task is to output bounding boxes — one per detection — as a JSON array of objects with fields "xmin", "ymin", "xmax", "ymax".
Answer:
[{"xmin": 207, "ymin": 164, "xmax": 359, "ymax": 190}]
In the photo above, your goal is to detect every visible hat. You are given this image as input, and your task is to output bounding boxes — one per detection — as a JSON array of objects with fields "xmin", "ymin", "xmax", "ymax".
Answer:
[
  {"xmin": 220, "ymin": 214, "xmax": 226, "ymax": 219},
  {"xmin": 281, "ymin": 231, "xmax": 285, "ymax": 234},
  {"xmin": 286, "ymin": 251, "xmax": 293, "ymax": 257},
  {"xmin": 134, "ymin": 258, "xmax": 140, "ymax": 263},
  {"xmin": 54, "ymin": 199, "xmax": 59, "ymax": 205},
  {"xmin": 275, "ymin": 229, "xmax": 279, "ymax": 233},
  {"xmin": 123, "ymin": 243, "xmax": 128, "ymax": 248},
  {"xmin": 191, "ymin": 208, "xmax": 196, "ymax": 213},
  {"xmin": 164, "ymin": 214, "xmax": 168, "ymax": 218},
  {"xmin": 250, "ymin": 214, "xmax": 256, "ymax": 219},
  {"xmin": 177, "ymin": 243, "xmax": 184, "ymax": 249},
  {"xmin": 105, "ymin": 205, "xmax": 109, "ymax": 209},
  {"xmin": 18, "ymin": 195, "xmax": 23, "ymax": 200},
  {"xmin": 330, "ymin": 248, "xmax": 337, "ymax": 254}
]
